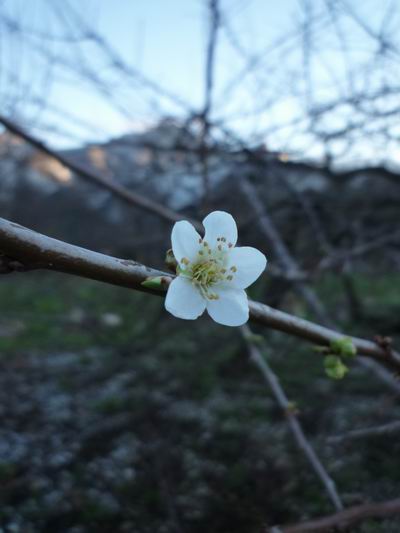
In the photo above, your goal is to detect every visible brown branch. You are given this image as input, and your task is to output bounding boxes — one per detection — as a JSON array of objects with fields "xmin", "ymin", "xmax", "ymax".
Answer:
[
  {"xmin": 199, "ymin": 0, "xmax": 220, "ymax": 201},
  {"xmin": 249, "ymin": 299, "xmax": 400, "ymax": 370},
  {"xmin": 241, "ymin": 325, "xmax": 343, "ymax": 511},
  {"xmin": 327, "ymin": 420, "xmax": 400, "ymax": 444},
  {"xmin": 0, "ymin": 216, "xmax": 399, "ymax": 372},
  {"xmin": 0, "ymin": 217, "xmax": 166, "ymax": 295},
  {"xmin": 318, "ymin": 229, "xmax": 400, "ymax": 271},
  {"xmin": 274, "ymin": 497, "xmax": 400, "ymax": 532},
  {"xmin": 0, "ymin": 113, "xmax": 202, "ymax": 232}
]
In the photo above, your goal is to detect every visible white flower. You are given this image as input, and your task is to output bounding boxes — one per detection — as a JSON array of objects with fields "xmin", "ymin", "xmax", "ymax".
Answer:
[{"xmin": 165, "ymin": 211, "xmax": 267, "ymax": 326}]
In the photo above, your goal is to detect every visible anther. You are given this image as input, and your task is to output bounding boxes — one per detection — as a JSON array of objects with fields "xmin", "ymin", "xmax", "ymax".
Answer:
[
  {"xmin": 227, "ymin": 275, "xmax": 233, "ymax": 281},
  {"xmin": 230, "ymin": 266, "xmax": 237, "ymax": 272},
  {"xmin": 218, "ymin": 244, "xmax": 222, "ymax": 251},
  {"xmin": 221, "ymin": 268, "xmax": 226, "ymax": 274},
  {"xmin": 181, "ymin": 257, "xmax": 190, "ymax": 265},
  {"xmin": 228, "ymin": 243, "xmax": 233, "ymax": 248}
]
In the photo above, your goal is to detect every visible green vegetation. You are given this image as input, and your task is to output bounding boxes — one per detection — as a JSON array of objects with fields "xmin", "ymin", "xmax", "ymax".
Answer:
[{"xmin": 0, "ymin": 271, "xmax": 399, "ymax": 531}]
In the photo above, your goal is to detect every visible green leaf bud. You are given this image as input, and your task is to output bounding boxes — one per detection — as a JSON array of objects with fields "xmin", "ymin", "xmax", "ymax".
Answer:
[
  {"xmin": 330, "ymin": 337, "xmax": 356, "ymax": 358},
  {"xmin": 141, "ymin": 276, "xmax": 169, "ymax": 291}
]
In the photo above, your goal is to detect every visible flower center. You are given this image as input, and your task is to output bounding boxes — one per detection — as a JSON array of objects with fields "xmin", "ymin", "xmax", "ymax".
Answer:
[
  {"xmin": 178, "ymin": 236, "xmax": 238, "ymax": 301},
  {"xmin": 191, "ymin": 259, "xmax": 223, "ymax": 288}
]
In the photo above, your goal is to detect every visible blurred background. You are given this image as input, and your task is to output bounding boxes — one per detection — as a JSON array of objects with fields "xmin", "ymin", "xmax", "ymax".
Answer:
[{"xmin": 0, "ymin": 0, "xmax": 399, "ymax": 531}]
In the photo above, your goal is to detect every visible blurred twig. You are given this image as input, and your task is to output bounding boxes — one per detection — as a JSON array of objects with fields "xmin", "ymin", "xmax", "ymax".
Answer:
[
  {"xmin": 0, "ymin": 113, "xmax": 200, "ymax": 231},
  {"xmin": 241, "ymin": 325, "xmax": 343, "ymax": 512},
  {"xmin": 272, "ymin": 496, "xmax": 400, "ymax": 532},
  {"xmin": 327, "ymin": 420, "xmax": 400, "ymax": 444},
  {"xmin": 199, "ymin": 0, "xmax": 220, "ymax": 204}
]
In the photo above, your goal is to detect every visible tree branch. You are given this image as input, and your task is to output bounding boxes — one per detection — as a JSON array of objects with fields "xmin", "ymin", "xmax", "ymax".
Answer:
[
  {"xmin": 273, "ymin": 497, "xmax": 400, "ymax": 533},
  {"xmin": 0, "ymin": 217, "xmax": 166, "ymax": 295},
  {"xmin": 1, "ymin": 216, "xmax": 399, "ymax": 372},
  {"xmin": 327, "ymin": 420, "xmax": 400, "ymax": 444},
  {"xmin": 0, "ymin": 113, "xmax": 201, "ymax": 231},
  {"xmin": 241, "ymin": 325, "xmax": 343, "ymax": 512}
]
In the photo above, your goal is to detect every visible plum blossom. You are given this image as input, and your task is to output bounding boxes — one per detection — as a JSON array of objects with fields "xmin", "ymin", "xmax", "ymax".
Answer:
[{"xmin": 165, "ymin": 211, "xmax": 267, "ymax": 326}]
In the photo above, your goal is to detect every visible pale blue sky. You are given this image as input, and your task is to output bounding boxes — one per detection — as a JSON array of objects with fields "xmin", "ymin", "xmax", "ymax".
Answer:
[{"xmin": 1, "ymin": 0, "xmax": 399, "ymax": 166}]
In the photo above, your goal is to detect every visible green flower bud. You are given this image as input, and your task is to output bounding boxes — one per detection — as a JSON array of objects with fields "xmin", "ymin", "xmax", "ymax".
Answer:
[{"xmin": 324, "ymin": 355, "xmax": 349, "ymax": 380}]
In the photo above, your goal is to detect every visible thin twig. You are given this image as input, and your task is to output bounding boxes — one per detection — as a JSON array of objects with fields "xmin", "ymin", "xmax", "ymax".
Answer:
[
  {"xmin": 327, "ymin": 420, "xmax": 400, "ymax": 444},
  {"xmin": 200, "ymin": 0, "xmax": 220, "ymax": 202},
  {"xmin": 272, "ymin": 496, "xmax": 400, "ymax": 533},
  {"xmin": 241, "ymin": 325, "xmax": 343, "ymax": 511},
  {"xmin": 0, "ymin": 113, "xmax": 201, "ymax": 231}
]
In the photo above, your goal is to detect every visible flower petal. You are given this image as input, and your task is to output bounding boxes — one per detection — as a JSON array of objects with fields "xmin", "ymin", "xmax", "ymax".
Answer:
[
  {"xmin": 227, "ymin": 246, "xmax": 267, "ymax": 289},
  {"xmin": 171, "ymin": 221, "xmax": 202, "ymax": 263},
  {"xmin": 165, "ymin": 277, "xmax": 206, "ymax": 320},
  {"xmin": 203, "ymin": 211, "xmax": 238, "ymax": 248},
  {"xmin": 206, "ymin": 287, "xmax": 249, "ymax": 326}
]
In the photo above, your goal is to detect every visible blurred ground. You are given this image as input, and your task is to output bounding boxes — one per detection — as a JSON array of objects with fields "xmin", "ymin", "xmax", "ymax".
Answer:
[{"xmin": 0, "ymin": 272, "xmax": 399, "ymax": 532}]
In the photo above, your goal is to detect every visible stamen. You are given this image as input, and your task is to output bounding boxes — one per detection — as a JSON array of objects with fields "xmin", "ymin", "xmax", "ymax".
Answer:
[
  {"xmin": 198, "ymin": 250, "xmax": 204, "ymax": 255},
  {"xmin": 207, "ymin": 293, "xmax": 219, "ymax": 300},
  {"xmin": 227, "ymin": 275, "xmax": 233, "ymax": 281},
  {"xmin": 181, "ymin": 257, "xmax": 190, "ymax": 265},
  {"xmin": 228, "ymin": 243, "xmax": 233, "ymax": 248},
  {"xmin": 198, "ymin": 238, "xmax": 203, "ymax": 244},
  {"xmin": 217, "ymin": 244, "xmax": 222, "ymax": 251},
  {"xmin": 230, "ymin": 266, "xmax": 237, "ymax": 272}
]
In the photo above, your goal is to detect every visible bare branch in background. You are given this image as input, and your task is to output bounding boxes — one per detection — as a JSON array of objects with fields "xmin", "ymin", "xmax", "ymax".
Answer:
[
  {"xmin": 199, "ymin": 0, "xmax": 220, "ymax": 204},
  {"xmin": 0, "ymin": 113, "xmax": 200, "ymax": 230},
  {"xmin": 328, "ymin": 419, "xmax": 400, "ymax": 444},
  {"xmin": 273, "ymin": 496, "xmax": 400, "ymax": 533},
  {"xmin": 241, "ymin": 325, "xmax": 343, "ymax": 512}
]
